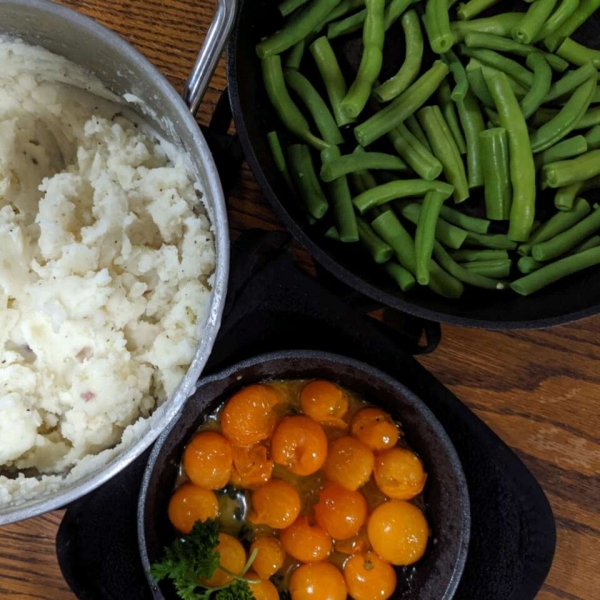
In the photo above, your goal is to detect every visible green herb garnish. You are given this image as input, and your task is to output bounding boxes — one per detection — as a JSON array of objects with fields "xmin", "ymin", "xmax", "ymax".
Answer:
[{"xmin": 150, "ymin": 519, "xmax": 258, "ymax": 600}]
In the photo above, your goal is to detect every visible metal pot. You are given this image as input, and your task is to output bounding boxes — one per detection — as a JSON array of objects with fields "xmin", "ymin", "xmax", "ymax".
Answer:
[
  {"xmin": 138, "ymin": 351, "xmax": 470, "ymax": 600},
  {"xmin": 0, "ymin": 0, "xmax": 236, "ymax": 525}
]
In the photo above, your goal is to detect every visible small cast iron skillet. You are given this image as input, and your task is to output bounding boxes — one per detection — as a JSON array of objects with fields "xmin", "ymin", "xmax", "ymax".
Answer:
[
  {"xmin": 227, "ymin": 0, "xmax": 600, "ymax": 329},
  {"xmin": 138, "ymin": 350, "xmax": 470, "ymax": 600}
]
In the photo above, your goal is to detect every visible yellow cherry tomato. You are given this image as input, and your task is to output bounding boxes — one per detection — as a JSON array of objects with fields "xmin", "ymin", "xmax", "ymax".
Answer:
[
  {"xmin": 314, "ymin": 483, "xmax": 367, "ymax": 540},
  {"xmin": 300, "ymin": 380, "xmax": 349, "ymax": 428},
  {"xmin": 367, "ymin": 500, "xmax": 429, "ymax": 565},
  {"xmin": 374, "ymin": 447, "xmax": 427, "ymax": 500},
  {"xmin": 344, "ymin": 551, "xmax": 397, "ymax": 600},
  {"xmin": 280, "ymin": 516, "xmax": 332, "ymax": 563},
  {"xmin": 289, "ymin": 562, "xmax": 348, "ymax": 600},
  {"xmin": 183, "ymin": 431, "xmax": 233, "ymax": 490},
  {"xmin": 323, "ymin": 436, "xmax": 374, "ymax": 491},
  {"xmin": 248, "ymin": 479, "xmax": 301, "ymax": 529},
  {"xmin": 250, "ymin": 537, "xmax": 286, "ymax": 579},
  {"xmin": 167, "ymin": 483, "xmax": 219, "ymax": 534},
  {"xmin": 202, "ymin": 533, "xmax": 246, "ymax": 588},
  {"xmin": 351, "ymin": 407, "xmax": 399, "ymax": 451},
  {"xmin": 271, "ymin": 415, "xmax": 328, "ymax": 476},
  {"xmin": 246, "ymin": 573, "xmax": 280, "ymax": 600},
  {"xmin": 230, "ymin": 443, "xmax": 274, "ymax": 489}
]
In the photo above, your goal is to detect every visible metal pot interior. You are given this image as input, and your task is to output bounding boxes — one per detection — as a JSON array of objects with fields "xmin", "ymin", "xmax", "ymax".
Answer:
[
  {"xmin": 138, "ymin": 351, "xmax": 470, "ymax": 600},
  {"xmin": 0, "ymin": 0, "xmax": 229, "ymax": 524}
]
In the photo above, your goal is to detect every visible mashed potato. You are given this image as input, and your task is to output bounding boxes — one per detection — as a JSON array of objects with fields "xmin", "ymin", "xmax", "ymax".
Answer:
[{"xmin": 0, "ymin": 38, "xmax": 215, "ymax": 505}]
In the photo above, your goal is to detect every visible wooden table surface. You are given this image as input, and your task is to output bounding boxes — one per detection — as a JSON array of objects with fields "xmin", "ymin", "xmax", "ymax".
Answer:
[{"xmin": 1, "ymin": 1, "xmax": 599, "ymax": 599}]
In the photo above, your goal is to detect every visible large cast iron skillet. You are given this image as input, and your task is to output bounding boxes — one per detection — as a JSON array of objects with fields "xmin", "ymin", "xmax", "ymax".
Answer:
[
  {"xmin": 138, "ymin": 351, "xmax": 470, "ymax": 600},
  {"xmin": 228, "ymin": 0, "xmax": 600, "ymax": 328}
]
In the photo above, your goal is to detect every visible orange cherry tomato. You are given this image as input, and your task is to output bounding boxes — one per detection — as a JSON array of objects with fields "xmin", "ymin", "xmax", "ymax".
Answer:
[
  {"xmin": 248, "ymin": 479, "xmax": 301, "ymax": 529},
  {"xmin": 280, "ymin": 516, "xmax": 333, "ymax": 563},
  {"xmin": 230, "ymin": 444, "xmax": 274, "ymax": 489},
  {"xmin": 221, "ymin": 384, "xmax": 282, "ymax": 446},
  {"xmin": 271, "ymin": 415, "xmax": 328, "ymax": 476},
  {"xmin": 202, "ymin": 533, "xmax": 247, "ymax": 587},
  {"xmin": 367, "ymin": 500, "xmax": 429, "ymax": 565},
  {"xmin": 323, "ymin": 436, "xmax": 374, "ymax": 491},
  {"xmin": 314, "ymin": 483, "xmax": 367, "ymax": 540},
  {"xmin": 374, "ymin": 447, "xmax": 427, "ymax": 500},
  {"xmin": 350, "ymin": 407, "xmax": 399, "ymax": 451},
  {"xmin": 246, "ymin": 573, "xmax": 280, "ymax": 600},
  {"xmin": 344, "ymin": 551, "xmax": 397, "ymax": 600},
  {"xmin": 289, "ymin": 562, "xmax": 348, "ymax": 600},
  {"xmin": 182, "ymin": 431, "xmax": 233, "ymax": 490},
  {"xmin": 167, "ymin": 483, "xmax": 219, "ymax": 533},
  {"xmin": 300, "ymin": 380, "xmax": 348, "ymax": 428},
  {"xmin": 250, "ymin": 537, "xmax": 286, "ymax": 579}
]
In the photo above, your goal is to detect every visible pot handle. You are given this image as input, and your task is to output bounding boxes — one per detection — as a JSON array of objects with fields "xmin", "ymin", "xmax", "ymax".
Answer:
[{"xmin": 183, "ymin": 0, "xmax": 238, "ymax": 114}]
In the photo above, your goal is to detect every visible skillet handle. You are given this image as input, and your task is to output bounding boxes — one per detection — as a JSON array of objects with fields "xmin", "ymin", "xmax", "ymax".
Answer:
[{"xmin": 183, "ymin": 0, "xmax": 238, "ymax": 114}]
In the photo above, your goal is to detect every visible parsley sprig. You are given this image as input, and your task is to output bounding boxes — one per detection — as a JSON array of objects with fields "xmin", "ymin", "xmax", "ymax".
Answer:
[{"xmin": 150, "ymin": 519, "xmax": 258, "ymax": 600}]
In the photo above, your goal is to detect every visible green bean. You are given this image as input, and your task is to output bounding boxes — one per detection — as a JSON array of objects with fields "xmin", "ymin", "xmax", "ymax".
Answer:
[
  {"xmin": 309, "ymin": 37, "xmax": 354, "ymax": 127},
  {"xmin": 543, "ymin": 149, "xmax": 600, "ymax": 187},
  {"xmin": 512, "ymin": 246, "xmax": 600, "ymax": 295},
  {"xmin": 557, "ymin": 38, "xmax": 600, "ymax": 68},
  {"xmin": 262, "ymin": 56, "xmax": 329, "ymax": 151},
  {"xmin": 418, "ymin": 105, "xmax": 470, "ymax": 203},
  {"xmin": 466, "ymin": 60, "xmax": 494, "ymax": 108},
  {"xmin": 534, "ymin": 135, "xmax": 588, "ymax": 170},
  {"xmin": 545, "ymin": 62, "xmax": 597, "ymax": 104},
  {"xmin": 518, "ymin": 197, "xmax": 591, "ymax": 254},
  {"xmin": 353, "ymin": 179, "xmax": 455, "ymax": 213},
  {"xmin": 520, "ymin": 54, "xmax": 553, "ymax": 120},
  {"xmin": 327, "ymin": 0, "xmax": 413, "ymax": 39},
  {"xmin": 544, "ymin": 0, "xmax": 600, "ymax": 52},
  {"xmin": 463, "ymin": 32, "xmax": 569, "ymax": 72},
  {"xmin": 342, "ymin": 0, "xmax": 385, "ymax": 119},
  {"xmin": 534, "ymin": 0, "xmax": 581, "ymax": 43},
  {"xmin": 465, "ymin": 231, "xmax": 518, "ymax": 249},
  {"xmin": 439, "ymin": 205, "xmax": 490, "ymax": 233},
  {"xmin": 257, "ymin": 0, "xmax": 341, "ymax": 58},
  {"xmin": 279, "ymin": 0, "xmax": 309, "ymax": 17},
  {"xmin": 398, "ymin": 201, "xmax": 468, "ymax": 249},
  {"xmin": 460, "ymin": 47, "xmax": 534, "ymax": 89},
  {"xmin": 424, "ymin": 0, "xmax": 454, "ymax": 54},
  {"xmin": 267, "ymin": 131, "xmax": 293, "ymax": 188},
  {"xmin": 512, "ymin": 0, "xmax": 559, "ymax": 45},
  {"xmin": 415, "ymin": 190, "xmax": 447, "ymax": 284},
  {"xmin": 327, "ymin": 9, "xmax": 367, "ymax": 38},
  {"xmin": 438, "ymin": 80, "xmax": 467, "ymax": 155},
  {"xmin": 457, "ymin": 0, "xmax": 501, "ymax": 21},
  {"xmin": 321, "ymin": 146, "xmax": 359, "ymax": 241},
  {"xmin": 585, "ymin": 124, "xmax": 600, "ymax": 149},
  {"xmin": 325, "ymin": 225, "xmax": 340, "ymax": 239},
  {"xmin": 451, "ymin": 13, "xmax": 523, "ymax": 42},
  {"xmin": 433, "ymin": 241, "xmax": 506, "ymax": 289},
  {"xmin": 530, "ymin": 107, "xmax": 560, "ymax": 127},
  {"xmin": 555, "ymin": 182, "xmax": 582, "ymax": 210},
  {"xmin": 387, "ymin": 124, "xmax": 444, "ymax": 181},
  {"xmin": 355, "ymin": 61, "xmax": 449, "ymax": 146},
  {"xmin": 479, "ymin": 128, "xmax": 510, "ymax": 220},
  {"xmin": 285, "ymin": 41, "xmax": 306, "ymax": 70},
  {"xmin": 406, "ymin": 115, "xmax": 433, "ymax": 151},
  {"xmin": 518, "ymin": 256, "xmax": 542, "ymax": 273},
  {"xmin": 284, "ymin": 69, "xmax": 344, "ymax": 145},
  {"xmin": 457, "ymin": 90, "xmax": 485, "ymax": 188},
  {"xmin": 288, "ymin": 144, "xmax": 330, "ymax": 219},
  {"xmin": 463, "ymin": 258, "xmax": 512, "ymax": 278},
  {"xmin": 452, "ymin": 249, "xmax": 508, "ymax": 261},
  {"xmin": 532, "ymin": 206, "xmax": 600, "ymax": 261},
  {"xmin": 571, "ymin": 234, "xmax": 600, "ymax": 253},
  {"xmin": 573, "ymin": 106, "xmax": 600, "ymax": 129},
  {"xmin": 484, "ymin": 70, "xmax": 535, "ymax": 241},
  {"xmin": 442, "ymin": 49, "xmax": 469, "ymax": 101},
  {"xmin": 321, "ymin": 151, "xmax": 409, "ymax": 181},
  {"xmin": 372, "ymin": 210, "xmax": 465, "ymax": 297},
  {"xmin": 374, "ymin": 10, "xmax": 423, "ymax": 102},
  {"xmin": 357, "ymin": 216, "xmax": 395, "ymax": 263},
  {"xmin": 383, "ymin": 261, "xmax": 416, "ymax": 291},
  {"xmin": 325, "ymin": 0, "xmax": 367, "ymax": 23},
  {"xmin": 592, "ymin": 86, "xmax": 600, "ymax": 103},
  {"xmin": 529, "ymin": 72, "xmax": 597, "ymax": 153}
]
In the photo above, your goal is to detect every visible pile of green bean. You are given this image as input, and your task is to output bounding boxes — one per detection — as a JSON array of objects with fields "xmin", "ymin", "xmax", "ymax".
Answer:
[{"xmin": 258, "ymin": 0, "xmax": 600, "ymax": 297}]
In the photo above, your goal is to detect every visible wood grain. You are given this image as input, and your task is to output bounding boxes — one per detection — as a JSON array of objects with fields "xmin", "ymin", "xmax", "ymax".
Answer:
[{"xmin": 0, "ymin": 1, "xmax": 598, "ymax": 598}]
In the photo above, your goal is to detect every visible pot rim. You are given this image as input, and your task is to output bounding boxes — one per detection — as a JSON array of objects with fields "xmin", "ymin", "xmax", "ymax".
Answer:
[
  {"xmin": 137, "ymin": 349, "xmax": 471, "ymax": 600},
  {"xmin": 0, "ymin": 0, "xmax": 229, "ymax": 525}
]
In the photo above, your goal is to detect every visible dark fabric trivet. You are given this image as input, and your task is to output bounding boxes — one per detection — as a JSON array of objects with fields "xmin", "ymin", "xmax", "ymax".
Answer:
[{"xmin": 57, "ymin": 231, "xmax": 555, "ymax": 600}]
